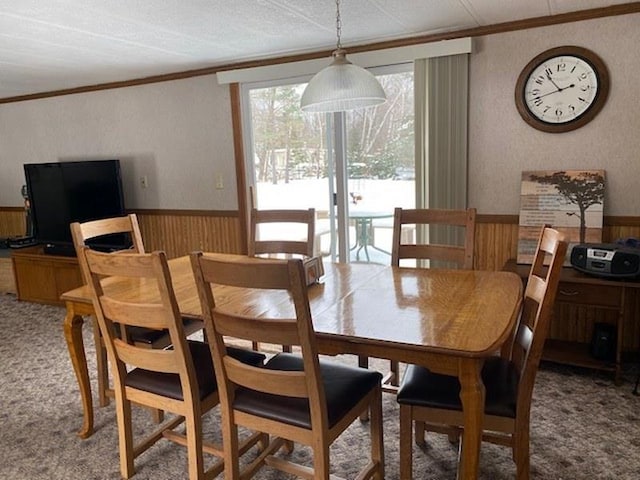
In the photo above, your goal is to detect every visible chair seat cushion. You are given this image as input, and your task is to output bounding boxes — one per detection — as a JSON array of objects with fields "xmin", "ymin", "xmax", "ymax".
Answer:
[
  {"xmin": 125, "ymin": 341, "xmax": 265, "ymax": 401},
  {"xmin": 233, "ymin": 353, "xmax": 382, "ymax": 430},
  {"xmin": 126, "ymin": 316, "xmax": 203, "ymax": 346},
  {"xmin": 396, "ymin": 357, "xmax": 519, "ymax": 418}
]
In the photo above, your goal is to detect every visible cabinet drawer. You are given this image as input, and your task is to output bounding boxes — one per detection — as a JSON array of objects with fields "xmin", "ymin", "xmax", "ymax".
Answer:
[{"xmin": 556, "ymin": 282, "xmax": 622, "ymax": 308}]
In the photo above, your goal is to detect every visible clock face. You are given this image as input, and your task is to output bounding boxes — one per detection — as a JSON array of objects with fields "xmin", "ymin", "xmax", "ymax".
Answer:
[
  {"xmin": 524, "ymin": 55, "xmax": 598, "ymax": 123},
  {"xmin": 515, "ymin": 46, "xmax": 609, "ymax": 133}
]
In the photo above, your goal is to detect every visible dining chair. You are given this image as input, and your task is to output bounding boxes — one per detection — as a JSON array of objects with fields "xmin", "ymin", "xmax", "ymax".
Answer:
[
  {"xmin": 190, "ymin": 252, "xmax": 385, "ymax": 480},
  {"xmin": 70, "ymin": 214, "xmax": 203, "ymax": 409},
  {"xmin": 248, "ymin": 207, "xmax": 316, "ymax": 258},
  {"xmin": 81, "ymin": 247, "xmax": 265, "ymax": 479},
  {"xmin": 361, "ymin": 207, "xmax": 477, "ymax": 391},
  {"xmin": 247, "ymin": 207, "xmax": 316, "ymax": 352},
  {"xmin": 396, "ymin": 226, "xmax": 567, "ymax": 480}
]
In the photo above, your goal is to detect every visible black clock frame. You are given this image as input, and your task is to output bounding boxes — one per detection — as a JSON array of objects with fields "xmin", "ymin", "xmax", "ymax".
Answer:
[{"xmin": 515, "ymin": 46, "xmax": 609, "ymax": 133}]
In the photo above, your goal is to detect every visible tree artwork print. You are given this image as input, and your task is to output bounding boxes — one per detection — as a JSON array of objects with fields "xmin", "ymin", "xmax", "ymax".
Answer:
[{"xmin": 517, "ymin": 170, "xmax": 605, "ymax": 264}]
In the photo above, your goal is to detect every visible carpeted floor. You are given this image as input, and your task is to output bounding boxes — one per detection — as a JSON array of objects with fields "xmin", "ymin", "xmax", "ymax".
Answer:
[{"xmin": 1, "ymin": 292, "xmax": 639, "ymax": 479}]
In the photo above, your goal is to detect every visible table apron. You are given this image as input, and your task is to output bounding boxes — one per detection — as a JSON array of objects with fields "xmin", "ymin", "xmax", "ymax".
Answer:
[{"xmin": 316, "ymin": 337, "xmax": 481, "ymax": 377}]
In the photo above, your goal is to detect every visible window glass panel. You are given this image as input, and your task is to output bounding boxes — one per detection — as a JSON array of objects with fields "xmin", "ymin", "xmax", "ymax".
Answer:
[
  {"xmin": 345, "ymin": 70, "xmax": 415, "ymax": 262},
  {"xmin": 244, "ymin": 66, "xmax": 414, "ymax": 263}
]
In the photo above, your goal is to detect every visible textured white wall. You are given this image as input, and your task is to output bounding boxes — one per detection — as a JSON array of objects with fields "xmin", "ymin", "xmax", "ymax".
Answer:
[
  {"xmin": 1, "ymin": 13, "xmax": 638, "ymax": 215},
  {"xmin": 0, "ymin": 75, "xmax": 237, "ymax": 210},
  {"xmin": 468, "ymin": 13, "xmax": 640, "ymax": 216}
]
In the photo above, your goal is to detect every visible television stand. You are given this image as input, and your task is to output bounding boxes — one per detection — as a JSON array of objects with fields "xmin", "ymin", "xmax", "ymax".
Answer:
[
  {"xmin": 11, "ymin": 245, "xmax": 83, "ymax": 305},
  {"xmin": 43, "ymin": 243, "xmax": 77, "ymax": 257}
]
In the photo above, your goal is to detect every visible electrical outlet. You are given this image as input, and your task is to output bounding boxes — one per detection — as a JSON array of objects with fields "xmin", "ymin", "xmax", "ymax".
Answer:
[
  {"xmin": 215, "ymin": 174, "xmax": 224, "ymax": 190},
  {"xmin": 140, "ymin": 176, "xmax": 148, "ymax": 189}
]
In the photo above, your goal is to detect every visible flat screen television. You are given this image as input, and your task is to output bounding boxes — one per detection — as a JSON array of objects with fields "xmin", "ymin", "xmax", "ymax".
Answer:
[{"xmin": 24, "ymin": 159, "xmax": 130, "ymax": 256}]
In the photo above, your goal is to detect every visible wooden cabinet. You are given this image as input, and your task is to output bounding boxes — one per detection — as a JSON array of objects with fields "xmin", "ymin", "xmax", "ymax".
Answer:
[
  {"xmin": 0, "ymin": 255, "xmax": 16, "ymax": 294},
  {"xmin": 546, "ymin": 278, "xmax": 625, "ymax": 382},
  {"xmin": 504, "ymin": 259, "xmax": 640, "ymax": 383},
  {"xmin": 11, "ymin": 245, "xmax": 83, "ymax": 305}
]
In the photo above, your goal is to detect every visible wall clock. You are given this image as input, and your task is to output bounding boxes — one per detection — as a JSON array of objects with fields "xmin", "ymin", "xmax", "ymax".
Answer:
[{"xmin": 515, "ymin": 46, "xmax": 609, "ymax": 133}]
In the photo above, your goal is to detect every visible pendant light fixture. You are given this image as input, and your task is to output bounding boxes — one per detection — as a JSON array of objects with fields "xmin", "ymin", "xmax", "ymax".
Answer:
[{"xmin": 300, "ymin": 0, "xmax": 386, "ymax": 113}]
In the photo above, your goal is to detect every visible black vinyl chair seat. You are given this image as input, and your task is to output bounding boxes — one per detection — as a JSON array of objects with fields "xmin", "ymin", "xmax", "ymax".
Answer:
[
  {"xmin": 126, "ymin": 341, "xmax": 265, "ymax": 401},
  {"xmin": 127, "ymin": 317, "xmax": 203, "ymax": 345},
  {"xmin": 397, "ymin": 357, "xmax": 519, "ymax": 419},
  {"xmin": 233, "ymin": 353, "xmax": 383, "ymax": 429}
]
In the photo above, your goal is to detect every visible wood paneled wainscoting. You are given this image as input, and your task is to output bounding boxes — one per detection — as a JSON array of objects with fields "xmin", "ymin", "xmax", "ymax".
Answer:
[
  {"xmin": 474, "ymin": 216, "xmax": 521, "ymax": 271},
  {"xmin": 1, "ymin": 207, "xmax": 639, "ymax": 356},
  {"xmin": 135, "ymin": 209, "xmax": 245, "ymax": 259},
  {"xmin": 0, "ymin": 206, "xmax": 26, "ymax": 238},
  {"xmin": 0, "ymin": 207, "xmax": 244, "ymax": 259}
]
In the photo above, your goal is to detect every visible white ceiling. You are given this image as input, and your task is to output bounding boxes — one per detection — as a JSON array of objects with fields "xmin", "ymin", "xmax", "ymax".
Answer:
[{"xmin": 0, "ymin": 0, "xmax": 636, "ymax": 100}]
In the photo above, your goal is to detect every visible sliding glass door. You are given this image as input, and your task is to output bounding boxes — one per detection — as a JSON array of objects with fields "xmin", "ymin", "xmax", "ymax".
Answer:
[
  {"xmin": 242, "ymin": 65, "xmax": 414, "ymax": 263},
  {"xmin": 342, "ymin": 67, "xmax": 414, "ymax": 262}
]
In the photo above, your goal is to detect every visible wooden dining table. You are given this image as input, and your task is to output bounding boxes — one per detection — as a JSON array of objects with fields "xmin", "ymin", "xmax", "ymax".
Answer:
[{"xmin": 61, "ymin": 255, "xmax": 522, "ymax": 479}]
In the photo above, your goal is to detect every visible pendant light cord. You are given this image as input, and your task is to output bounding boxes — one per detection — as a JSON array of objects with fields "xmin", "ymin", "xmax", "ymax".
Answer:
[{"xmin": 335, "ymin": 0, "xmax": 342, "ymax": 49}]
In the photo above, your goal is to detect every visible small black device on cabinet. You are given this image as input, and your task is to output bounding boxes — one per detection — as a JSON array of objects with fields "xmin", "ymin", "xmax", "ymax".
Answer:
[
  {"xmin": 8, "ymin": 236, "xmax": 37, "ymax": 249},
  {"xmin": 590, "ymin": 322, "xmax": 616, "ymax": 361},
  {"xmin": 570, "ymin": 243, "xmax": 640, "ymax": 279}
]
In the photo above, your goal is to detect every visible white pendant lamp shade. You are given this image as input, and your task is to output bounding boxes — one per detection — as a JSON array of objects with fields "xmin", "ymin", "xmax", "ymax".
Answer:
[{"xmin": 300, "ymin": 49, "xmax": 387, "ymax": 113}]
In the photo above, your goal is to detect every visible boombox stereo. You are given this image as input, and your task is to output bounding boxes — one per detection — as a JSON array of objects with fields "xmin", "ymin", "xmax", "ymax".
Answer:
[{"xmin": 570, "ymin": 243, "xmax": 640, "ymax": 279}]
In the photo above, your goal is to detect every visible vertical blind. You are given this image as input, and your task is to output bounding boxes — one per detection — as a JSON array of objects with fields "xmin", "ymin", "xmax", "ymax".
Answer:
[{"xmin": 415, "ymin": 53, "xmax": 470, "ymax": 263}]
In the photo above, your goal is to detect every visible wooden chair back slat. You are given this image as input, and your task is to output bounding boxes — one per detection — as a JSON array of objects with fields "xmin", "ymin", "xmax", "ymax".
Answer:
[
  {"xmin": 100, "ymin": 297, "xmax": 171, "ymax": 330},
  {"xmin": 73, "ymin": 214, "xmax": 144, "ymax": 250},
  {"xmin": 224, "ymin": 357, "xmax": 309, "ymax": 398},
  {"xmin": 83, "ymin": 253, "xmax": 157, "ymax": 279},
  {"xmin": 397, "ymin": 244, "xmax": 466, "ymax": 264},
  {"xmin": 215, "ymin": 313, "xmax": 300, "ymax": 346},
  {"xmin": 253, "ymin": 240, "xmax": 311, "ymax": 256},
  {"xmin": 397, "ymin": 208, "xmax": 471, "ymax": 225},
  {"xmin": 253, "ymin": 209, "xmax": 315, "ymax": 224},
  {"xmin": 114, "ymin": 340, "xmax": 182, "ymax": 374},
  {"xmin": 197, "ymin": 253, "xmax": 293, "ymax": 289}
]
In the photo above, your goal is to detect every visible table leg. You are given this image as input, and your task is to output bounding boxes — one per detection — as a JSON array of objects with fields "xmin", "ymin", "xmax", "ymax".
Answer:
[
  {"xmin": 349, "ymin": 220, "xmax": 361, "ymax": 256},
  {"xmin": 91, "ymin": 316, "xmax": 110, "ymax": 407},
  {"xmin": 351, "ymin": 217, "xmax": 391, "ymax": 262},
  {"xmin": 62, "ymin": 303, "xmax": 94, "ymax": 439},
  {"xmin": 353, "ymin": 219, "xmax": 370, "ymax": 261},
  {"xmin": 363, "ymin": 218, "xmax": 374, "ymax": 261},
  {"xmin": 457, "ymin": 359, "xmax": 484, "ymax": 480}
]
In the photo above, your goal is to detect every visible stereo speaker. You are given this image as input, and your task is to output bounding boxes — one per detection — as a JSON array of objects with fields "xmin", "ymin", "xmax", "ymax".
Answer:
[{"xmin": 590, "ymin": 322, "xmax": 616, "ymax": 361}]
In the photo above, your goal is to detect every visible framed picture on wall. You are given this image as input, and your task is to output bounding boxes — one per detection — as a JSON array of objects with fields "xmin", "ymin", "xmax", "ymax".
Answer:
[{"xmin": 517, "ymin": 170, "xmax": 605, "ymax": 264}]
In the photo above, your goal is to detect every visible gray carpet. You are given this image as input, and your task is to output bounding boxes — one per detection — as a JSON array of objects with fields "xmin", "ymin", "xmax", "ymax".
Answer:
[{"xmin": 1, "ymin": 292, "xmax": 639, "ymax": 479}]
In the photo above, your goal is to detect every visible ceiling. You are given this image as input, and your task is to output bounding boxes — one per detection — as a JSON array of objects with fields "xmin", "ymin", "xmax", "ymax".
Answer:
[{"xmin": 1, "ymin": 0, "xmax": 637, "ymax": 100}]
